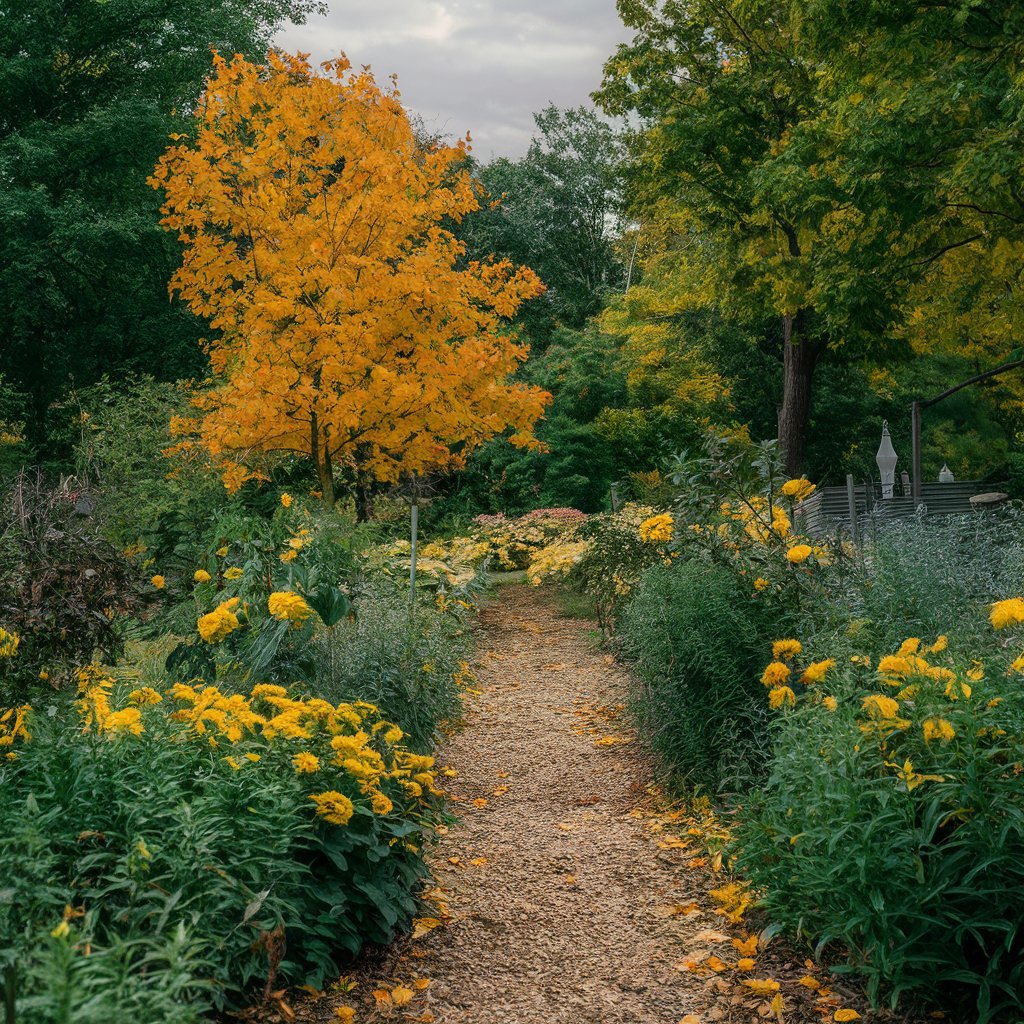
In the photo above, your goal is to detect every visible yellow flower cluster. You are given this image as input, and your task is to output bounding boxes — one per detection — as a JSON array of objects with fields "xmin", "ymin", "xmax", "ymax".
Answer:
[
  {"xmin": 639, "ymin": 513, "xmax": 674, "ymax": 544},
  {"xmin": 526, "ymin": 539, "xmax": 590, "ymax": 585},
  {"xmin": 54, "ymin": 676, "xmax": 438, "ymax": 829},
  {"xmin": 780, "ymin": 478, "xmax": 816, "ymax": 502},
  {"xmin": 990, "ymin": 597, "xmax": 1024, "ymax": 630},
  {"xmin": 0, "ymin": 703, "xmax": 31, "ymax": 760},
  {"xmin": 0, "ymin": 627, "xmax": 20, "ymax": 659},
  {"xmin": 197, "ymin": 597, "xmax": 241, "ymax": 643},
  {"xmin": 268, "ymin": 590, "xmax": 313, "ymax": 624},
  {"xmin": 719, "ymin": 497, "xmax": 790, "ymax": 544}
]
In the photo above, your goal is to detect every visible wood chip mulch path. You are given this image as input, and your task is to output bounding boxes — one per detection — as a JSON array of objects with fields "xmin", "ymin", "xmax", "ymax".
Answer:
[{"xmin": 291, "ymin": 584, "xmax": 909, "ymax": 1024}]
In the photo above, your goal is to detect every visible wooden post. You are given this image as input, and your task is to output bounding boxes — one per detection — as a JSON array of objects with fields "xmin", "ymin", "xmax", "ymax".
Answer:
[
  {"xmin": 846, "ymin": 473, "xmax": 858, "ymax": 545},
  {"xmin": 409, "ymin": 499, "xmax": 418, "ymax": 603},
  {"xmin": 911, "ymin": 401, "xmax": 922, "ymax": 507}
]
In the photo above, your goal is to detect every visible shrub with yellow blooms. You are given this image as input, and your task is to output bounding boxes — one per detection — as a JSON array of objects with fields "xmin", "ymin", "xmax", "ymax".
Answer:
[
  {"xmin": 738, "ymin": 621, "xmax": 1024, "ymax": 1018},
  {"xmin": 0, "ymin": 669, "xmax": 445, "ymax": 1015}
]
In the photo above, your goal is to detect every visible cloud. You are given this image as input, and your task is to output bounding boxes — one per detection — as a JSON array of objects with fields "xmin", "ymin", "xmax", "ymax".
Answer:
[{"xmin": 276, "ymin": 0, "xmax": 629, "ymax": 158}]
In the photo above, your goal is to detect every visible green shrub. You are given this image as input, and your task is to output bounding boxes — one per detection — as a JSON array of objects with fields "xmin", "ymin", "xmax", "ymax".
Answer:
[
  {"xmin": 312, "ymin": 586, "xmax": 472, "ymax": 750},
  {"xmin": 733, "ymin": 638, "xmax": 1024, "ymax": 1021},
  {"xmin": 842, "ymin": 507, "xmax": 1024, "ymax": 653},
  {"xmin": 617, "ymin": 557, "xmax": 770, "ymax": 793},
  {"xmin": 0, "ymin": 671, "xmax": 442, "ymax": 1020}
]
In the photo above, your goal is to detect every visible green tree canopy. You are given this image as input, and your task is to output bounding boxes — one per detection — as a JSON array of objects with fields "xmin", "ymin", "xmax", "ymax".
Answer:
[{"xmin": 0, "ymin": 0, "xmax": 321, "ymax": 449}]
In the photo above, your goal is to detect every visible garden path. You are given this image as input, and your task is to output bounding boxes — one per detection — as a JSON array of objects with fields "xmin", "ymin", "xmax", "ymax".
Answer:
[{"xmin": 315, "ymin": 583, "xmax": 714, "ymax": 1024}]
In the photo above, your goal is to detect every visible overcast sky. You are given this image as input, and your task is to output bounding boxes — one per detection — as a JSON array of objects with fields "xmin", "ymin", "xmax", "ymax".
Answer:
[{"xmin": 276, "ymin": 1, "xmax": 630, "ymax": 159}]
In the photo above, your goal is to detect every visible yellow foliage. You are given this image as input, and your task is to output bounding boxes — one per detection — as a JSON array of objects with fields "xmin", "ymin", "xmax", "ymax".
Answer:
[{"xmin": 151, "ymin": 52, "xmax": 550, "ymax": 497}]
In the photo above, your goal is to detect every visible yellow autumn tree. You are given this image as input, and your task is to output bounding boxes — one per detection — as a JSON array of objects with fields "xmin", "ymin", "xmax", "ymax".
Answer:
[{"xmin": 150, "ymin": 51, "xmax": 549, "ymax": 503}]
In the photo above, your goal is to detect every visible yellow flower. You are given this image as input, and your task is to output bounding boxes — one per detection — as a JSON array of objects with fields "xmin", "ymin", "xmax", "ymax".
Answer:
[
  {"xmin": 772, "ymin": 638, "xmax": 802, "ymax": 662},
  {"xmin": 280, "ymin": 549, "xmax": 298, "ymax": 563},
  {"xmin": 268, "ymin": 591, "xmax": 313, "ymax": 624},
  {"xmin": 288, "ymin": 536, "xmax": 305, "ymax": 551},
  {"xmin": 923, "ymin": 717, "xmax": 956, "ymax": 743},
  {"xmin": 383, "ymin": 726, "xmax": 404, "ymax": 744},
  {"xmin": 224, "ymin": 756, "xmax": 242, "ymax": 771},
  {"xmin": 0, "ymin": 627, "xmax": 21, "ymax": 658},
  {"xmin": 639, "ymin": 513, "xmax": 673, "ymax": 544},
  {"xmin": 223, "ymin": 566, "xmax": 244, "ymax": 580},
  {"xmin": 216, "ymin": 545, "xmax": 229, "ymax": 557},
  {"xmin": 753, "ymin": 577, "xmax": 769, "ymax": 591},
  {"xmin": 760, "ymin": 661, "xmax": 791, "ymax": 687},
  {"xmin": 150, "ymin": 575, "xmax": 165, "ymax": 589},
  {"xmin": 785, "ymin": 544, "xmax": 812, "ymax": 565},
  {"xmin": 780, "ymin": 478, "xmax": 816, "ymax": 502},
  {"xmin": 801, "ymin": 659, "xmax": 835, "ymax": 685},
  {"xmin": 193, "ymin": 569, "xmax": 212, "ymax": 583},
  {"xmin": 370, "ymin": 791, "xmax": 394, "ymax": 815},
  {"xmin": 197, "ymin": 598, "xmax": 241, "ymax": 644},
  {"xmin": 768, "ymin": 685, "xmax": 796, "ymax": 709},
  {"xmin": 127, "ymin": 687, "xmax": 162, "ymax": 706},
  {"xmin": 280, "ymin": 492, "xmax": 293, "ymax": 508},
  {"xmin": 50, "ymin": 920, "xmax": 70, "ymax": 939},
  {"xmin": 862, "ymin": 694, "xmax": 900, "ymax": 720},
  {"xmin": 822, "ymin": 696, "xmax": 838, "ymax": 712},
  {"xmin": 889, "ymin": 758, "xmax": 944, "ymax": 791},
  {"xmin": 877, "ymin": 655, "xmax": 913, "ymax": 680},
  {"xmin": 897, "ymin": 637, "xmax": 921, "ymax": 656},
  {"xmin": 990, "ymin": 597, "xmax": 1024, "ymax": 630},
  {"xmin": 310, "ymin": 790, "xmax": 355, "ymax": 826},
  {"xmin": 928, "ymin": 635, "xmax": 948, "ymax": 654},
  {"xmin": 103, "ymin": 708, "xmax": 144, "ymax": 736},
  {"xmin": 293, "ymin": 752, "xmax": 320, "ymax": 774},
  {"xmin": 244, "ymin": 752, "xmax": 261, "ymax": 762}
]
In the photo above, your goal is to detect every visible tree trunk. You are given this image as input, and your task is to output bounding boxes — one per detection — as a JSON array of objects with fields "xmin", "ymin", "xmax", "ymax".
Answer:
[
  {"xmin": 354, "ymin": 475, "xmax": 374, "ymax": 522},
  {"xmin": 777, "ymin": 311, "xmax": 824, "ymax": 477},
  {"xmin": 310, "ymin": 415, "xmax": 336, "ymax": 505}
]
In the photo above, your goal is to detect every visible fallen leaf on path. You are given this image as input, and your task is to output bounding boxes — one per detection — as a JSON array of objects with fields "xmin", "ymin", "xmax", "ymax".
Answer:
[
  {"xmin": 694, "ymin": 928, "xmax": 731, "ymax": 942},
  {"xmin": 659, "ymin": 902, "xmax": 700, "ymax": 917},
  {"xmin": 372, "ymin": 989, "xmax": 392, "ymax": 1007},
  {"xmin": 412, "ymin": 979, "xmax": 431, "ymax": 991},
  {"xmin": 410, "ymin": 917, "xmax": 442, "ymax": 939},
  {"xmin": 390, "ymin": 986, "xmax": 414, "ymax": 1007},
  {"xmin": 741, "ymin": 979, "xmax": 780, "ymax": 996},
  {"xmin": 333, "ymin": 1008, "xmax": 355, "ymax": 1023},
  {"xmin": 469, "ymin": 857, "xmax": 488, "ymax": 867},
  {"xmin": 657, "ymin": 836, "xmax": 691, "ymax": 850},
  {"xmin": 679, "ymin": 1016, "xmax": 701, "ymax": 1024},
  {"xmin": 565, "ymin": 874, "xmax": 577, "ymax": 885},
  {"xmin": 492, "ymin": 786, "xmax": 508, "ymax": 796}
]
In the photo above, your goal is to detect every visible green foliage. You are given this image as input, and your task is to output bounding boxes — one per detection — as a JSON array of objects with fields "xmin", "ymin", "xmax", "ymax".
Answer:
[
  {"xmin": 733, "ymin": 650, "xmax": 1024, "ymax": 1021},
  {"xmin": 0, "ymin": 682, "xmax": 439, "ymax": 1019},
  {"xmin": 618, "ymin": 558, "xmax": 770, "ymax": 793},
  {"xmin": 312, "ymin": 587, "xmax": 473, "ymax": 751},
  {"xmin": 0, "ymin": 0, "xmax": 322, "ymax": 449},
  {"xmin": 461, "ymin": 105, "xmax": 626, "ymax": 337},
  {"xmin": 157, "ymin": 500, "xmax": 356, "ymax": 687},
  {"xmin": 71, "ymin": 376, "xmax": 228, "ymax": 561}
]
